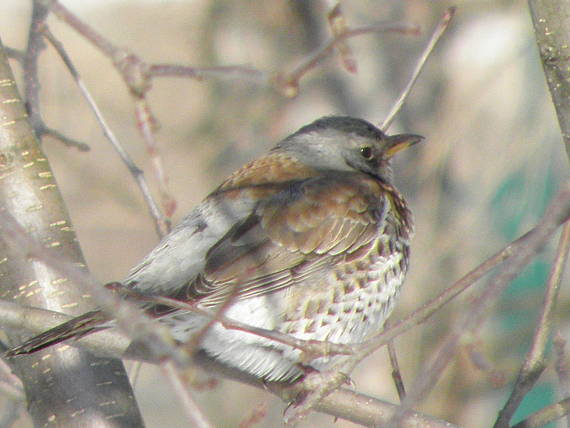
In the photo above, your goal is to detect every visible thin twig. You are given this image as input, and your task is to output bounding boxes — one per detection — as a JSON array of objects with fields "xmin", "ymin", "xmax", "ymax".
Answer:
[
  {"xmin": 274, "ymin": 21, "xmax": 420, "ymax": 98},
  {"xmin": 327, "ymin": 2, "xmax": 357, "ymax": 74},
  {"xmin": 44, "ymin": 0, "xmax": 177, "ymax": 226},
  {"xmin": 23, "ymin": 0, "xmax": 49, "ymax": 135},
  {"xmin": 43, "ymin": 0, "xmax": 118, "ymax": 58},
  {"xmin": 183, "ymin": 279, "xmax": 246, "ymax": 356},
  {"xmin": 148, "ymin": 64, "xmax": 266, "ymax": 82},
  {"xmin": 388, "ymin": 338, "xmax": 406, "ymax": 401},
  {"xmin": 40, "ymin": 125, "xmax": 90, "ymax": 151},
  {"xmin": 4, "ymin": 47, "xmax": 25, "ymax": 63},
  {"xmin": 494, "ymin": 220, "xmax": 570, "ymax": 428},
  {"xmin": 554, "ymin": 333, "xmax": 570, "ymax": 428},
  {"xmin": 134, "ymin": 98, "xmax": 175, "ymax": 229},
  {"xmin": 41, "ymin": 27, "xmax": 168, "ymax": 238},
  {"xmin": 162, "ymin": 360, "xmax": 215, "ymax": 428},
  {"xmin": 128, "ymin": 361, "xmax": 144, "ymax": 389},
  {"xmin": 381, "ymin": 7, "xmax": 456, "ymax": 131}
]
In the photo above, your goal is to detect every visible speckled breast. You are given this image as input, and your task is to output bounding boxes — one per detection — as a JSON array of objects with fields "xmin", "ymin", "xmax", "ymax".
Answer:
[{"xmin": 279, "ymin": 230, "xmax": 411, "ymax": 348}]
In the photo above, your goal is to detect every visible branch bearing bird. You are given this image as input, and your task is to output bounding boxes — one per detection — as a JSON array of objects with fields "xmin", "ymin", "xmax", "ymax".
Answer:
[{"xmin": 7, "ymin": 116, "xmax": 422, "ymax": 382}]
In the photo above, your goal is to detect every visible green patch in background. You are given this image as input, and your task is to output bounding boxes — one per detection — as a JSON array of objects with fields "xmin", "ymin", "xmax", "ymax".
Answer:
[
  {"xmin": 511, "ymin": 383, "xmax": 555, "ymax": 428},
  {"xmin": 490, "ymin": 165, "xmax": 558, "ymax": 428}
]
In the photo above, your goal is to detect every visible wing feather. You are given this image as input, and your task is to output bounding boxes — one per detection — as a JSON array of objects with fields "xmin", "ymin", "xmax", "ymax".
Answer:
[{"xmin": 180, "ymin": 173, "xmax": 385, "ymax": 308}]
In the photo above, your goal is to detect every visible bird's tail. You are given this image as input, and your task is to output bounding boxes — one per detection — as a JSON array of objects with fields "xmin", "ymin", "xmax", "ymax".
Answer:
[{"xmin": 5, "ymin": 310, "xmax": 109, "ymax": 357}]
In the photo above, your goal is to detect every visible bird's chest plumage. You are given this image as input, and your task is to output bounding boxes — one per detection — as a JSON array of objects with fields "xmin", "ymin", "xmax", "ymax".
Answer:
[{"xmin": 277, "ymin": 209, "xmax": 412, "ymax": 345}]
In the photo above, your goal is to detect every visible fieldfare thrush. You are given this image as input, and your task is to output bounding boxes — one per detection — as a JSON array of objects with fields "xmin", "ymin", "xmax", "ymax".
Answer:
[{"xmin": 7, "ymin": 116, "xmax": 422, "ymax": 382}]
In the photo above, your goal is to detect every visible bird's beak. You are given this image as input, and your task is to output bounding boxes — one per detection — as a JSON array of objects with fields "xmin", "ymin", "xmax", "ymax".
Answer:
[{"xmin": 384, "ymin": 134, "xmax": 424, "ymax": 159}]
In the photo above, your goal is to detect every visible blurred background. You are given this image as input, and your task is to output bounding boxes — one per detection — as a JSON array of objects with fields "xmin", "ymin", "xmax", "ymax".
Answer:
[{"xmin": 0, "ymin": 1, "xmax": 568, "ymax": 427}]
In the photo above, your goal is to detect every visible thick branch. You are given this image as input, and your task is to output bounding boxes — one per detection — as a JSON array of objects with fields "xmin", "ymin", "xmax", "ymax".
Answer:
[
  {"xmin": 529, "ymin": 0, "xmax": 570, "ymax": 160},
  {"xmin": 0, "ymin": 36, "xmax": 144, "ymax": 428}
]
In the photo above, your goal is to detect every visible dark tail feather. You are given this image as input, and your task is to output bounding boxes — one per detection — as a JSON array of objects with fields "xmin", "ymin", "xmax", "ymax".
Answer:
[{"xmin": 5, "ymin": 310, "xmax": 109, "ymax": 357}]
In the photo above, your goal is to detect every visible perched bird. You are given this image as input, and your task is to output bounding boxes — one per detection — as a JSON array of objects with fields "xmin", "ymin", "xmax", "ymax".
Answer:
[{"xmin": 7, "ymin": 116, "xmax": 422, "ymax": 382}]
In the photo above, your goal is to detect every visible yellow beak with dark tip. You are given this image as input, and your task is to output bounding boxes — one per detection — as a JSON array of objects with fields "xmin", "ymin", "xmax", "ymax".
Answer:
[{"xmin": 384, "ymin": 134, "xmax": 424, "ymax": 159}]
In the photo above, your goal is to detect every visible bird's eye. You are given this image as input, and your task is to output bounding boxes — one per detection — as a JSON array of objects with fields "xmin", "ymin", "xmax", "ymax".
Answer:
[{"xmin": 360, "ymin": 146, "xmax": 373, "ymax": 160}]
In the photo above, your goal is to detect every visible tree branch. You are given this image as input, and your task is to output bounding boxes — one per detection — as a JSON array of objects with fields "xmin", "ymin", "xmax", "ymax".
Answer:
[
  {"xmin": 529, "ymin": 0, "xmax": 570, "ymax": 160},
  {"xmin": 0, "ymin": 36, "xmax": 145, "ymax": 428}
]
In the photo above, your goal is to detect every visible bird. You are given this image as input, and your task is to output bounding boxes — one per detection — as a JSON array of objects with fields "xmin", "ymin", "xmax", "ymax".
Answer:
[{"xmin": 7, "ymin": 116, "xmax": 422, "ymax": 383}]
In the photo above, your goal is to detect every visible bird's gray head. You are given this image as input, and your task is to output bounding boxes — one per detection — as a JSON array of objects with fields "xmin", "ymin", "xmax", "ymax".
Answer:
[{"xmin": 275, "ymin": 116, "xmax": 423, "ymax": 183}]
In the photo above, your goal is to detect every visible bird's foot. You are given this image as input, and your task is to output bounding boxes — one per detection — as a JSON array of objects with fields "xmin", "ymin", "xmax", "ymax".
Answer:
[{"xmin": 283, "ymin": 368, "xmax": 350, "ymax": 427}]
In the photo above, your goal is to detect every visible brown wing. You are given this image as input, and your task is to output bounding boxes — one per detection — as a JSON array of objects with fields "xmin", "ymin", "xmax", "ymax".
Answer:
[{"xmin": 183, "ymin": 173, "xmax": 386, "ymax": 307}]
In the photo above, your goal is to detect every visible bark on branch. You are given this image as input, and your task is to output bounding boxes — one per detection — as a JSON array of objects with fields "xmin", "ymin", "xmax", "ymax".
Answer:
[{"xmin": 0, "ymin": 36, "xmax": 144, "ymax": 428}]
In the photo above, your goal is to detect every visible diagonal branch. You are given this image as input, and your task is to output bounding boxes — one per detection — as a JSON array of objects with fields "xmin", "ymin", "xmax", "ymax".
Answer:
[
  {"xmin": 41, "ymin": 27, "xmax": 168, "ymax": 237},
  {"xmin": 381, "ymin": 7, "xmax": 456, "ymax": 131}
]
